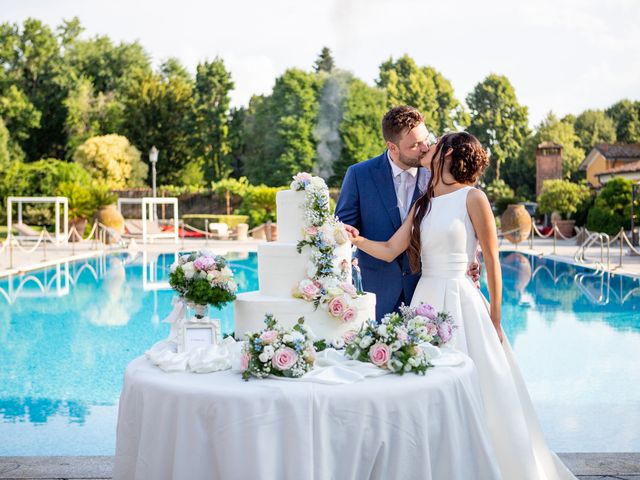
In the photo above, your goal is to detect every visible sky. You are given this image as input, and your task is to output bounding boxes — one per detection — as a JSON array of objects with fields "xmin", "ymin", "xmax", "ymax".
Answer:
[{"xmin": 1, "ymin": 0, "xmax": 639, "ymax": 127}]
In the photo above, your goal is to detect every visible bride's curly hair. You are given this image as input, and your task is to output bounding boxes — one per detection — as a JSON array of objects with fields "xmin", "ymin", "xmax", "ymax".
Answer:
[{"xmin": 407, "ymin": 132, "xmax": 489, "ymax": 273}]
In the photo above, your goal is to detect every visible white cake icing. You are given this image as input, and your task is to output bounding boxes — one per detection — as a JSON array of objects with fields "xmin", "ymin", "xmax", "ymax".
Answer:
[{"xmin": 235, "ymin": 188, "xmax": 376, "ymax": 342}]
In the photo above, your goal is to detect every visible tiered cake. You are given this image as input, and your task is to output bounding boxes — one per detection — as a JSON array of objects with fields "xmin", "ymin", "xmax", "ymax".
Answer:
[{"xmin": 235, "ymin": 184, "xmax": 376, "ymax": 342}]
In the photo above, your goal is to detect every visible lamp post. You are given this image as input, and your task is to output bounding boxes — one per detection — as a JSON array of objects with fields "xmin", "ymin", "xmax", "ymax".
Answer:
[{"xmin": 149, "ymin": 146, "xmax": 159, "ymax": 220}]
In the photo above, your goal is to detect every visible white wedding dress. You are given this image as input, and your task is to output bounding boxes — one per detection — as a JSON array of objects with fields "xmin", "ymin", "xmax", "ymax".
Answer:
[{"xmin": 410, "ymin": 186, "xmax": 576, "ymax": 480}]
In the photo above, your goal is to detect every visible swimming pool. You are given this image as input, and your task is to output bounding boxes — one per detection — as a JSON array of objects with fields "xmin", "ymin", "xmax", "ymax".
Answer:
[{"xmin": 0, "ymin": 251, "xmax": 638, "ymax": 455}]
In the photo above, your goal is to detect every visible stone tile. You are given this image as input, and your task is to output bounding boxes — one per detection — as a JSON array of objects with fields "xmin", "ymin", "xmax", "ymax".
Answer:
[
  {"xmin": 559, "ymin": 452, "xmax": 640, "ymax": 476},
  {"xmin": 0, "ymin": 457, "xmax": 113, "ymax": 479}
]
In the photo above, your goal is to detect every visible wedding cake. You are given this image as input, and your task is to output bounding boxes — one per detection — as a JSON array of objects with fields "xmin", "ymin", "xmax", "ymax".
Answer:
[{"xmin": 235, "ymin": 173, "xmax": 376, "ymax": 343}]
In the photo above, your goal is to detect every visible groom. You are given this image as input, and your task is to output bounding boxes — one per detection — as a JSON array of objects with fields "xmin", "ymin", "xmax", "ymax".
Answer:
[{"xmin": 336, "ymin": 106, "xmax": 479, "ymax": 320}]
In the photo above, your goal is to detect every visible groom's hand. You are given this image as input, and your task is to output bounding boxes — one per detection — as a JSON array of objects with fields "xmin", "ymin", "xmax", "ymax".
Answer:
[
  {"xmin": 343, "ymin": 224, "xmax": 361, "ymax": 243},
  {"xmin": 467, "ymin": 262, "xmax": 481, "ymax": 287}
]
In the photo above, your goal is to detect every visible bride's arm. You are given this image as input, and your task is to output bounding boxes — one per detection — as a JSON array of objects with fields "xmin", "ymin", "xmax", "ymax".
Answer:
[
  {"xmin": 466, "ymin": 189, "xmax": 504, "ymax": 343},
  {"xmin": 345, "ymin": 205, "xmax": 415, "ymax": 262}
]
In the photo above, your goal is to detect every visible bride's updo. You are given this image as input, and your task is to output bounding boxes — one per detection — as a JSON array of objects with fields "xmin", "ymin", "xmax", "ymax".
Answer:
[{"xmin": 407, "ymin": 132, "xmax": 489, "ymax": 273}]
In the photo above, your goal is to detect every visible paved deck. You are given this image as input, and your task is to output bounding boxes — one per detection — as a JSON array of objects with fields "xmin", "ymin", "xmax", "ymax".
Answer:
[{"xmin": 0, "ymin": 453, "xmax": 639, "ymax": 479}]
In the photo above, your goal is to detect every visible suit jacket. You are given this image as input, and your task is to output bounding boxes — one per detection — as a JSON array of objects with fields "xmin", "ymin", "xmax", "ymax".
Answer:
[{"xmin": 335, "ymin": 152, "xmax": 430, "ymax": 320}]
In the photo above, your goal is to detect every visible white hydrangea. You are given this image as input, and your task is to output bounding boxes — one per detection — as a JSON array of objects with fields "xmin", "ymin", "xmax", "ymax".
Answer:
[
  {"xmin": 377, "ymin": 324, "xmax": 388, "ymax": 338},
  {"xmin": 182, "ymin": 262, "xmax": 196, "ymax": 279},
  {"xmin": 359, "ymin": 336, "xmax": 373, "ymax": 349}
]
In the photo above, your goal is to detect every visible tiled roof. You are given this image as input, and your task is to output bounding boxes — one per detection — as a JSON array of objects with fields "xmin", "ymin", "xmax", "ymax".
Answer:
[
  {"xmin": 595, "ymin": 159, "xmax": 640, "ymax": 177},
  {"xmin": 594, "ymin": 143, "xmax": 640, "ymax": 160}
]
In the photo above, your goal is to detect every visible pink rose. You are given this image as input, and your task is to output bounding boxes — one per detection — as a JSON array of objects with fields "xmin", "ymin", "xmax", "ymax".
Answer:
[
  {"xmin": 343, "ymin": 330, "xmax": 358, "ymax": 345},
  {"xmin": 305, "ymin": 226, "xmax": 318, "ymax": 235},
  {"xmin": 260, "ymin": 330, "xmax": 279, "ymax": 344},
  {"xmin": 194, "ymin": 256, "xmax": 216, "ymax": 271},
  {"xmin": 368, "ymin": 343, "xmax": 391, "ymax": 367},
  {"xmin": 426, "ymin": 323, "xmax": 438, "ymax": 336},
  {"xmin": 340, "ymin": 282, "xmax": 357, "ymax": 296},
  {"xmin": 240, "ymin": 352, "xmax": 251, "ymax": 371},
  {"xmin": 341, "ymin": 307, "xmax": 356, "ymax": 323},
  {"xmin": 396, "ymin": 328, "xmax": 409, "ymax": 343},
  {"xmin": 273, "ymin": 347, "xmax": 298, "ymax": 371},
  {"xmin": 437, "ymin": 322, "xmax": 453, "ymax": 344},
  {"xmin": 301, "ymin": 282, "xmax": 320, "ymax": 300},
  {"xmin": 328, "ymin": 296, "xmax": 346, "ymax": 317},
  {"xmin": 416, "ymin": 303, "xmax": 438, "ymax": 320}
]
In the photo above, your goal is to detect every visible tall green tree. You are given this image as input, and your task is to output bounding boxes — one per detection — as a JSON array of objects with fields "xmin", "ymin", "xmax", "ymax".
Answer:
[
  {"xmin": 0, "ymin": 84, "xmax": 41, "ymax": 161},
  {"xmin": 535, "ymin": 112, "xmax": 584, "ymax": 180},
  {"xmin": 227, "ymin": 106, "xmax": 247, "ymax": 178},
  {"xmin": 0, "ymin": 117, "xmax": 10, "ymax": 170},
  {"xmin": 466, "ymin": 73, "xmax": 529, "ymax": 182},
  {"xmin": 190, "ymin": 58, "xmax": 234, "ymax": 181},
  {"xmin": 120, "ymin": 61, "xmax": 195, "ymax": 185},
  {"xmin": 377, "ymin": 55, "xmax": 466, "ymax": 134},
  {"xmin": 606, "ymin": 99, "xmax": 640, "ymax": 143},
  {"xmin": 573, "ymin": 109, "xmax": 616, "ymax": 152},
  {"xmin": 242, "ymin": 69, "xmax": 319, "ymax": 186},
  {"xmin": 331, "ymin": 78, "xmax": 387, "ymax": 186},
  {"xmin": 314, "ymin": 47, "xmax": 335, "ymax": 73}
]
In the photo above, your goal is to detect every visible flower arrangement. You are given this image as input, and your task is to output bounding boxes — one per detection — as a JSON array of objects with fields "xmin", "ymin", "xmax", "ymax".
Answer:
[
  {"xmin": 344, "ymin": 303, "xmax": 455, "ymax": 375},
  {"xmin": 169, "ymin": 251, "xmax": 237, "ymax": 310},
  {"xmin": 290, "ymin": 172, "xmax": 360, "ymax": 322},
  {"xmin": 241, "ymin": 314, "xmax": 317, "ymax": 381}
]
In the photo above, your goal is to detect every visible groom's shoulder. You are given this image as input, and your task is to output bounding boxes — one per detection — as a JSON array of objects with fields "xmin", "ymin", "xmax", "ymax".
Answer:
[{"xmin": 347, "ymin": 152, "xmax": 386, "ymax": 175}]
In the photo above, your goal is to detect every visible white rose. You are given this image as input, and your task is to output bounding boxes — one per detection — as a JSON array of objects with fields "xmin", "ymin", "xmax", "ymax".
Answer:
[
  {"xmin": 390, "ymin": 341, "xmax": 402, "ymax": 351},
  {"xmin": 258, "ymin": 352, "xmax": 270, "ymax": 363},
  {"xmin": 359, "ymin": 336, "xmax": 373, "ymax": 349},
  {"xmin": 263, "ymin": 345, "xmax": 275, "ymax": 359},
  {"xmin": 332, "ymin": 338, "xmax": 345, "ymax": 349},
  {"xmin": 290, "ymin": 180, "xmax": 300, "ymax": 190},
  {"xmin": 182, "ymin": 263, "xmax": 195, "ymax": 279},
  {"xmin": 310, "ymin": 176, "xmax": 326, "ymax": 188},
  {"xmin": 283, "ymin": 334, "xmax": 293, "ymax": 343},
  {"xmin": 170, "ymin": 262, "xmax": 178, "ymax": 273},
  {"xmin": 377, "ymin": 324, "xmax": 388, "ymax": 338}
]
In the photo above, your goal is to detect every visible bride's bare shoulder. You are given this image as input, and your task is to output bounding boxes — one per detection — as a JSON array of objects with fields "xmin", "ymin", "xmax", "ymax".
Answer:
[{"xmin": 466, "ymin": 187, "xmax": 489, "ymax": 204}]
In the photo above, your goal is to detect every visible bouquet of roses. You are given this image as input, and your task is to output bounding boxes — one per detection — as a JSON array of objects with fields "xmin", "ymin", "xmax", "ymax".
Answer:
[
  {"xmin": 169, "ymin": 251, "xmax": 237, "ymax": 309},
  {"xmin": 344, "ymin": 303, "xmax": 455, "ymax": 375},
  {"xmin": 241, "ymin": 315, "xmax": 317, "ymax": 381}
]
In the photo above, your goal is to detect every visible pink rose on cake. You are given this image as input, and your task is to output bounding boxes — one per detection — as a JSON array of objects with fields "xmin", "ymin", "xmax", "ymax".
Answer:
[
  {"xmin": 341, "ymin": 307, "xmax": 356, "ymax": 323},
  {"xmin": 260, "ymin": 330, "xmax": 279, "ymax": 344},
  {"xmin": 273, "ymin": 347, "xmax": 298, "ymax": 371},
  {"xmin": 368, "ymin": 343, "xmax": 390, "ymax": 367},
  {"xmin": 343, "ymin": 330, "xmax": 358, "ymax": 345},
  {"xmin": 340, "ymin": 282, "xmax": 357, "ymax": 297},
  {"xmin": 298, "ymin": 279, "xmax": 321, "ymax": 301},
  {"xmin": 328, "ymin": 295, "xmax": 346, "ymax": 317}
]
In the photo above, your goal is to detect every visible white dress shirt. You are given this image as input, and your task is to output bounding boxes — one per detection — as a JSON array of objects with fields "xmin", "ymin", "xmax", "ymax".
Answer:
[{"xmin": 387, "ymin": 152, "xmax": 418, "ymax": 220}]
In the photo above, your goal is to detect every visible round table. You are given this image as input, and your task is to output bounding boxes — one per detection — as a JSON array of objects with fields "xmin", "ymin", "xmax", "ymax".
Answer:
[{"xmin": 113, "ymin": 356, "xmax": 501, "ymax": 480}]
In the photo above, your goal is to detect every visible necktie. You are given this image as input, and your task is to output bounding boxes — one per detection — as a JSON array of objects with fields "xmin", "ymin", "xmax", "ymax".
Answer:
[{"xmin": 398, "ymin": 171, "xmax": 408, "ymax": 220}]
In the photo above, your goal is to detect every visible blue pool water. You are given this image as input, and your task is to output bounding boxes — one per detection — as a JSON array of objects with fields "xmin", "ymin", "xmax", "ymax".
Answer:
[{"xmin": 0, "ymin": 251, "xmax": 639, "ymax": 455}]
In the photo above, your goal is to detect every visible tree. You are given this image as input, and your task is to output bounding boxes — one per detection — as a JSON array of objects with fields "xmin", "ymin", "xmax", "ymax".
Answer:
[
  {"xmin": 190, "ymin": 58, "xmax": 234, "ymax": 181},
  {"xmin": 535, "ymin": 112, "xmax": 584, "ymax": 180},
  {"xmin": 314, "ymin": 47, "xmax": 335, "ymax": 73},
  {"xmin": 537, "ymin": 179, "xmax": 590, "ymax": 220},
  {"xmin": 0, "ymin": 117, "xmax": 10, "ymax": 170},
  {"xmin": 0, "ymin": 84, "xmax": 41, "ymax": 161},
  {"xmin": 573, "ymin": 109, "xmax": 616, "ymax": 152},
  {"xmin": 73, "ymin": 134, "xmax": 148, "ymax": 188},
  {"xmin": 606, "ymin": 100, "xmax": 640, "ymax": 143},
  {"xmin": 466, "ymin": 74, "xmax": 529, "ymax": 182},
  {"xmin": 242, "ymin": 69, "xmax": 319, "ymax": 186},
  {"xmin": 586, "ymin": 177, "xmax": 635, "ymax": 234},
  {"xmin": 331, "ymin": 78, "xmax": 387, "ymax": 186},
  {"xmin": 120, "ymin": 64, "xmax": 195, "ymax": 184}
]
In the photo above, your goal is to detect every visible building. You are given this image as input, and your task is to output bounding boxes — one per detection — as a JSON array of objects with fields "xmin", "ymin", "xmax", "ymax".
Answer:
[
  {"xmin": 579, "ymin": 143, "xmax": 640, "ymax": 187},
  {"xmin": 595, "ymin": 160, "xmax": 640, "ymax": 185},
  {"xmin": 536, "ymin": 141, "xmax": 563, "ymax": 196}
]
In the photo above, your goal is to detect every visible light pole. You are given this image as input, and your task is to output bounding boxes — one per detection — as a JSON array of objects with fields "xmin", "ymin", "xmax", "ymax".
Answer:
[{"xmin": 149, "ymin": 146, "xmax": 159, "ymax": 220}]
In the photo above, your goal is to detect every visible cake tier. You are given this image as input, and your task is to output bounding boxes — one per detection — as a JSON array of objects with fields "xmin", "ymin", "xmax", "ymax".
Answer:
[
  {"xmin": 276, "ymin": 189, "xmax": 329, "ymax": 243},
  {"xmin": 258, "ymin": 241, "xmax": 352, "ymax": 297},
  {"xmin": 234, "ymin": 291, "xmax": 376, "ymax": 342}
]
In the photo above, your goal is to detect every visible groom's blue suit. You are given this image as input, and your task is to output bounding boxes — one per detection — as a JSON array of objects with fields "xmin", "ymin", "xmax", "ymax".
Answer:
[{"xmin": 335, "ymin": 152, "xmax": 429, "ymax": 321}]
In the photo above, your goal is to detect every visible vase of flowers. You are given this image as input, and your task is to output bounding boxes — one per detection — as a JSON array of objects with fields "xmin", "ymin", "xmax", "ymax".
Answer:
[{"xmin": 169, "ymin": 251, "xmax": 237, "ymax": 326}]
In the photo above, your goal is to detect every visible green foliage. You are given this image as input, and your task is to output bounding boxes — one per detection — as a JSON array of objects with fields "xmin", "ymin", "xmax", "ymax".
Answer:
[
  {"xmin": 0, "ymin": 117, "xmax": 9, "ymax": 169},
  {"xmin": 537, "ymin": 113, "xmax": 584, "ymax": 180},
  {"xmin": 56, "ymin": 181, "xmax": 94, "ymax": 219},
  {"xmin": 168, "ymin": 266, "xmax": 236, "ymax": 309},
  {"xmin": 485, "ymin": 179, "xmax": 515, "ymax": 204},
  {"xmin": 211, "ymin": 176, "xmax": 250, "ymax": 198},
  {"xmin": 190, "ymin": 58, "xmax": 234, "ymax": 181},
  {"xmin": 573, "ymin": 109, "xmax": 616, "ymax": 152},
  {"xmin": 331, "ymin": 78, "xmax": 387, "ymax": 186},
  {"xmin": 0, "ymin": 84, "xmax": 42, "ymax": 161},
  {"xmin": 90, "ymin": 183, "xmax": 117, "ymax": 206},
  {"xmin": 586, "ymin": 178, "xmax": 635, "ymax": 234},
  {"xmin": 242, "ymin": 69, "xmax": 319, "ymax": 186},
  {"xmin": 606, "ymin": 99, "xmax": 640, "ymax": 143},
  {"xmin": 239, "ymin": 185, "xmax": 284, "ymax": 226},
  {"xmin": 466, "ymin": 74, "xmax": 529, "ymax": 182},
  {"xmin": 73, "ymin": 134, "xmax": 148, "ymax": 188},
  {"xmin": 377, "ymin": 55, "xmax": 468, "ymax": 134},
  {"xmin": 537, "ymin": 179, "xmax": 591, "ymax": 220},
  {"xmin": 314, "ymin": 47, "xmax": 335, "ymax": 73}
]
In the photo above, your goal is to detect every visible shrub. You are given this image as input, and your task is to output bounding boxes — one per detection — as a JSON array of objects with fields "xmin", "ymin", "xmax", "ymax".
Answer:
[
  {"xmin": 586, "ymin": 178, "xmax": 635, "ymax": 235},
  {"xmin": 239, "ymin": 185, "xmax": 284, "ymax": 227},
  {"xmin": 56, "ymin": 182, "xmax": 95, "ymax": 220},
  {"xmin": 537, "ymin": 180, "xmax": 591, "ymax": 220},
  {"xmin": 485, "ymin": 179, "xmax": 515, "ymax": 204},
  {"xmin": 73, "ymin": 134, "xmax": 148, "ymax": 189},
  {"xmin": 211, "ymin": 177, "xmax": 250, "ymax": 198}
]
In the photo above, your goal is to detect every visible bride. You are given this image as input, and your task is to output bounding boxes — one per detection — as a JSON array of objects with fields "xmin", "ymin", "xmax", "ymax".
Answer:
[{"xmin": 345, "ymin": 131, "xmax": 576, "ymax": 480}]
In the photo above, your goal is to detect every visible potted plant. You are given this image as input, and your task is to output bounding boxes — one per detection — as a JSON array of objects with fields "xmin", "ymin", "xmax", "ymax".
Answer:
[
  {"xmin": 537, "ymin": 180, "xmax": 591, "ymax": 237},
  {"xmin": 56, "ymin": 182, "xmax": 95, "ymax": 242},
  {"xmin": 92, "ymin": 184, "xmax": 124, "ymax": 243}
]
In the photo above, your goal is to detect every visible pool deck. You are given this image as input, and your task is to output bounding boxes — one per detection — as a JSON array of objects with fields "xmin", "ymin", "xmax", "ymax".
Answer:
[{"xmin": 0, "ymin": 453, "xmax": 639, "ymax": 479}]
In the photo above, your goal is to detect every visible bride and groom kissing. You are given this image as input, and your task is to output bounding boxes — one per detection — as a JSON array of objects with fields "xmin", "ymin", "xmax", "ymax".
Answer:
[{"xmin": 335, "ymin": 106, "xmax": 576, "ymax": 479}]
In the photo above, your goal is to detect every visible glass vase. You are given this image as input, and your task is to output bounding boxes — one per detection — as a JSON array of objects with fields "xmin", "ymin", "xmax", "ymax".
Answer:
[{"xmin": 186, "ymin": 303, "xmax": 210, "ymax": 322}]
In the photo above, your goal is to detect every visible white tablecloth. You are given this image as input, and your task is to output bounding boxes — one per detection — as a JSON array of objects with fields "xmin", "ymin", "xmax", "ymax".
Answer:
[{"xmin": 113, "ymin": 355, "xmax": 501, "ymax": 480}]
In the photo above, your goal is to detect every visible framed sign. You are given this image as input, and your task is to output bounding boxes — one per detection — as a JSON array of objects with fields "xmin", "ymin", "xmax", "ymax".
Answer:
[{"xmin": 179, "ymin": 322, "xmax": 218, "ymax": 353}]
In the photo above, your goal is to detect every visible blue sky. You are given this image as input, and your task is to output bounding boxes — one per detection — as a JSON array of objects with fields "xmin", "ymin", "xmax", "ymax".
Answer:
[{"xmin": 1, "ymin": 0, "xmax": 639, "ymax": 127}]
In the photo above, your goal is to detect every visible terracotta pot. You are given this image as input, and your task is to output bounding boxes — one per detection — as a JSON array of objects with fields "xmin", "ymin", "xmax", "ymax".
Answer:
[
  {"xmin": 68, "ymin": 218, "xmax": 87, "ymax": 242},
  {"xmin": 500, "ymin": 204, "xmax": 532, "ymax": 244},
  {"xmin": 554, "ymin": 219, "xmax": 576, "ymax": 238},
  {"xmin": 97, "ymin": 204, "xmax": 125, "ymax": 244}
]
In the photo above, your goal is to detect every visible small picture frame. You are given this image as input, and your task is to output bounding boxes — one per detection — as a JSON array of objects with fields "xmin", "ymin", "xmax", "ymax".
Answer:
[{"xmin": 179, "ymin": 322, "xmax": 218, "ymax": 353}]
